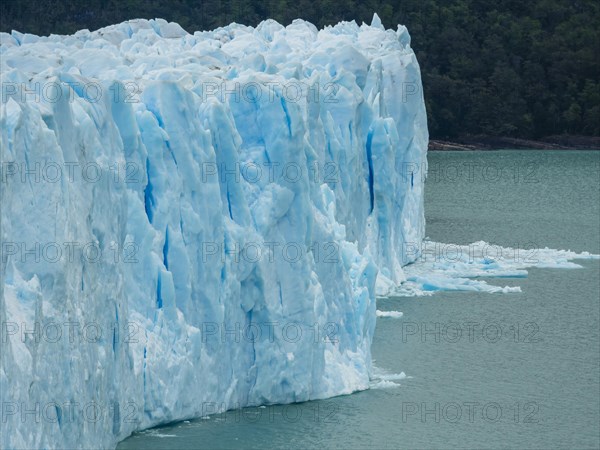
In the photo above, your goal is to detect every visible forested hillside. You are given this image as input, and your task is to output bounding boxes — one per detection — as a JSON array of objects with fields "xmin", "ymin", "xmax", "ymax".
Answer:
[{"xmin": 1, "ymin": 0, "xmax": 598, "ymax": 139}]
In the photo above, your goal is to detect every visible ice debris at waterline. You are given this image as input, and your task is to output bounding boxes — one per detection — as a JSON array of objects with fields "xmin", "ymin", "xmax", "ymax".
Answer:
[
  {"xmin": 369, "ymin": 367, "xmax": 409, "ymax": 390},
  {"xmin": 0, "ymin": 14, "xmax": 428, "ymax": 449},
  {"xmin": 391, "ymin": 241, "xmax": 600, "ymax": 297}
]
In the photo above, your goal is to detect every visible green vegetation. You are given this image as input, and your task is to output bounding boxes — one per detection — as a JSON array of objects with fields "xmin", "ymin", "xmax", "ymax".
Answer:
[{"xmin": 1, "ymin": 0, "xmax": 598, "ymax": 139}]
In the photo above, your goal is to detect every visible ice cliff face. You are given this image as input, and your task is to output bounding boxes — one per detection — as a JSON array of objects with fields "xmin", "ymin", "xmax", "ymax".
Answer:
[{"xmin": 0, "ymin": 14, "xmax": 428, "ymax": 449}]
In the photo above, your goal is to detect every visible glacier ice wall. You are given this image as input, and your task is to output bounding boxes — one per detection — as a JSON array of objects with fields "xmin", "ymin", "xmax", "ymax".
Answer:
[{"xmin": 0, "ymin": 15, "xmax": 428, "ymax": 449}]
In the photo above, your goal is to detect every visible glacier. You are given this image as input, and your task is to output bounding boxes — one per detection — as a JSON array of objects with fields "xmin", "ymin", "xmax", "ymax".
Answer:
[{"xmin": 0, "ymin": 14, "xmax": 428, "ymax": 449}]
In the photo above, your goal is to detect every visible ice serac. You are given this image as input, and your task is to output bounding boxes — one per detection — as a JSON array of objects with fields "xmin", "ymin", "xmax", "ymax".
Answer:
[{"xmin": 0, "ymin": 14, "xmax": 428, "ymax": 449}]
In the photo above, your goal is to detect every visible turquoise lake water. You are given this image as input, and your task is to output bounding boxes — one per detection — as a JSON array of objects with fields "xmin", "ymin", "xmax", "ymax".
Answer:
[{"xmin": 118, "ymin": 150, "xmax": 600, "ymax": 449}]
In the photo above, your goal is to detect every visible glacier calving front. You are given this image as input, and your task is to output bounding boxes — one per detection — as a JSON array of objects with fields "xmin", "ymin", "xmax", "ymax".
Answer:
[{"xmin": 0, "ymin": 16, "xmax": 428, "ymax": 448}]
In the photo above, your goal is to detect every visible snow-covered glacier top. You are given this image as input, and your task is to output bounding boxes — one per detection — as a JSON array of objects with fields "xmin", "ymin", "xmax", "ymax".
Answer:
[{"xmin": 1, "ymin": 15, "xmax": 428, "ymax": 449}]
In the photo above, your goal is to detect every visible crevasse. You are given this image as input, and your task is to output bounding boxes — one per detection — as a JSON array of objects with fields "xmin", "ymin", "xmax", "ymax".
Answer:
[{"xmin": 0, "ymin": 14, "xmax": 428, "ymax": 449}]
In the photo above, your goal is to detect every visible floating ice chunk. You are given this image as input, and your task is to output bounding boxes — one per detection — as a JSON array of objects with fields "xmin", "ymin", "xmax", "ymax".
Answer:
[
  {"xmin": 376, "ymin": 310, "xmax": 404, "ymax": 318},
  {"xmin": 147, "ymin": 432, "xmax": 177, "ymax": 438}
]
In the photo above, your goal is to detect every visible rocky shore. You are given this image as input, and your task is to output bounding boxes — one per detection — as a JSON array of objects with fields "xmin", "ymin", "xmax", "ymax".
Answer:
[{"xmin": 429, "ymin": 135, "xmax": 600, "ymax": 151}]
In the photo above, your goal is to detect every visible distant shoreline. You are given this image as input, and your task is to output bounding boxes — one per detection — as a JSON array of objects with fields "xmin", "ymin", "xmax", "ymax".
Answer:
[{"xmin": 428, "ymin": 135, "xmax": 600, "ymax": 151}]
